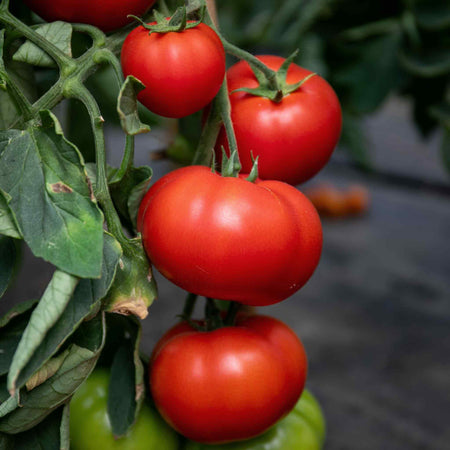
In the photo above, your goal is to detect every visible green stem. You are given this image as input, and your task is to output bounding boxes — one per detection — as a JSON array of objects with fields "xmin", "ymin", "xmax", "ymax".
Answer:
[
  {"xmin": 72, "ymin": 24, "xmax": 106, "ymax": 47},
  {"xmin": 221, "ymin": 38, "xmax": 279, "ymax": 90},
  {"xmin": 224, "ymin": 301, "xmax": 240, "ymax": 326},
  {"xmin": 183, "ymin": 293, "xmax": 198, "ymax": 318},
  {"xmin": 0, "ymin": 70, "xmax": 34, "ymax": 122},
  {"xmin": 216, "ymin": 81, "xmax": 238, "ymax": 157},
  {"xmin": 192, "ymin": 101, "xmax": 221, "ymax": 166},
  {"xmin": 65, "ymin": 82, "xmax": 127, "ymax": 244},
  {"xmin": 205, "ymin": 298, "xmax": 222, "ymax": 331},
  {"xmin": 0, "ymin": 8, "xmax": 74, "ymax": 70},
  {"xmin": 113, "ymin": 134, "xmax": 135, "ymax": 182}
]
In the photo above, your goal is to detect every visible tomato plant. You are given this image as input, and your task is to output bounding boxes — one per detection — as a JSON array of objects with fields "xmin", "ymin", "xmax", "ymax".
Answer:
[
  {"xmin": 70, "ymin": 369, "xmax": 180, "ymax": 450},
  {"xmin": 0, "ymin": 1, "xmax": 337, "ymax": 447},
  {"xmin": 23, "ymin": 0, "xmax": 156, "ymax": 32},
  {"xmin": 138, "ymin": 165, "xmax": 322, "ymax": 306},
  {"xmin": 150, "ymin": 314, "xmax": 307, "ymax": 444},
  {"xmin": 121, "ymin": 21, "xmax": 225, "ymax": 118},
  {"xmin": 183, "ymin": 388, "xmax": 326, "ymax": 449},
  {"xmin": 216, "ymin": 55, "xmax": 342, "ymax": 185}
]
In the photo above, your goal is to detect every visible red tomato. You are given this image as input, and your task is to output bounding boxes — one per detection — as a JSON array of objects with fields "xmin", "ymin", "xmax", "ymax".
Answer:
[
  {"xmin": 138, "ymin": 166, "xmax": 322, "ymax": 306},
  {"xmin": 150, "ymin": 314, "xmax": 307, "ymax": 444},
  {"xmin": 23, "ymin": 0, "xmax": 155, "ymax": 33},
  {"xmin": 216, "ymin": 55, "xmax": 342, "ymax": 185},
  {"xmin": 121, "ymin": 23, "xmax": 225, "ymax": 118}
]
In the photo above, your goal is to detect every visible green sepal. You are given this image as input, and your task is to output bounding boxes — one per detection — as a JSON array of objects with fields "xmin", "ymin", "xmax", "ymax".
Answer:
[
  {"xmin": 130, "ymin": 3, "xmax": 205, "ymax": 35},
  {"xmin": 245, "ymin": 154, "xmax": 260, "ymax": 183},
  {"xmin": 221, "ymin": 148, "xmax": 241, "ymax": 177},
  {"xmin": 232, "ymin": 50, "xmax": 316, "ymax": 102}
]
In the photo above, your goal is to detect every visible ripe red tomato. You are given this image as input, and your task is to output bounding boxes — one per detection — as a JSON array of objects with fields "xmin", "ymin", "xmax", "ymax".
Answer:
[
  {"xmin": 216, "ymin": 55, "xmax": 342, "ymax": 185},
  {"xmin": 23, "ymin": 0, "xmax": 156, "ymax": 33},
  {"xmin": 150, "ymin": 314, "xmax": 307, "ymax": 444},
  {"xmin": 121, "ymin": 23, "xmax": 225, "ymax": 118},
  {"xmin": 138, "ymin": 166, "xmax": 322, "ymax": 306}
]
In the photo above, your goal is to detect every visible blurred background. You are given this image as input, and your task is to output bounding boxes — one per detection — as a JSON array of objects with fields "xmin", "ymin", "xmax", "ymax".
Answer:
[{"xmin": 3, "ymin": 0, "xmax": 450, "ymax": 448}]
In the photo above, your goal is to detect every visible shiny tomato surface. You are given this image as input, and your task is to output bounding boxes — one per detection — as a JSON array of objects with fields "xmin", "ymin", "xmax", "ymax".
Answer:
[
  {"xmin": 23, "ymin": 0, "xmax": 155, "ymax": 32},
  {"xmin": 150, "ymin": 314, "xmax": 308, "ymax": 444},
  {"xmin": 138, "ymin": 166, "xmax": 322, "ymax": 306},
  {"xmin": 121, "ymin": 23, "xmax": 225, "ymax": 118}
]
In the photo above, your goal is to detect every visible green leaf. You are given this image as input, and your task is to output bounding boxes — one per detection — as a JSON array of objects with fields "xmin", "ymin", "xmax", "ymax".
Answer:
[
  {"xmin": 429, "ymin": 102, "xmax": 450, "ymax": 128},
  {"xmin": 334, "ymin": 32, "xmax": 403, "ymax": 114},
  {"xmin": 400, "ymin": 46, "xmax": 450, "ymax": 78},
  {"xmin": 0, "ymin": 191, "xmax": 21, "ymax": 239},
  {"xmin": 0, "ymin": 431, "xmax": 14, "ymax": 449},
  {"xmin": 117, "ymin": 76, "xmax": 151, "ymax": 136},
  {"xmin": 0, "ymin": 300, "xmax": 37, "ymax": 383},
  {"xmin": 10, "ymin": 233, "xmax": 121, "ymax": 393},
  {"xmin": 0, "ymin": 298, "xmax": 37, "ymax": 330},
  {"xmin": 7, "ymin": 271, "xmax": 79, "ymax": 394},
  {"xmin": 0, "ymin": 110, "xmax": 104, "ymax": 278},
  {"xmin": 59, "ymin": 403, "xmax": 70, "ymax": 450},
  {"xmin": 110, "ymin": 165, "xmax": 152, "ymax": 230},
  {"xmin": 107, "ymin": 331, "xmax": 142, "ymax": 437},
  {"xmin": 0, "ymin": 313, "xmax": 105, "ymax": 434},
  {"xmin": 340, "ymin": 112, "xmax": 372, "ymax": 170},
  {"xmin": 10, "ymin": 406, "xmax": 67, "ymax": 450},
  {"xmin": 0, "ymin": 236, "xmax": 16, "ymax": 298},
  {"xmin": 413, "ymin": 0, "xmax": 450, "ymax": 31},
  {"xmin": 0, "ymin": 30, "xmax": 37, "ymax": 130},
  {"xmin": 13, "ymin": 22, "xmax": 72, "ymax": 68}
]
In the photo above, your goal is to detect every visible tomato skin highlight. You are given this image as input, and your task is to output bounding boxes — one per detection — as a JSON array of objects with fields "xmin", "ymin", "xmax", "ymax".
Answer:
[
  {"xmin": 121, "ymin": 23, "xmax": 225, "ymax": 118},
  {"xmin": 139, "ymin": 166, "xmax": 322, "ymax": 306},
  {"xmin": 216, "ymin": 55, "xmax": 342, "ymax": 185},
  {"xmin": 150, "ymin": 315, "xmax": 308, "ymax": 444},
  {"xmin": 183, "ymin": 388, "xmax": 326, "ymax": 450},
  {"xmin": 69, "ymin": 369, "xmax": 179, "ymax": 450},
  {"xmin": 23, "ymin": 0, "xmax": 156, "ymax": 32}
]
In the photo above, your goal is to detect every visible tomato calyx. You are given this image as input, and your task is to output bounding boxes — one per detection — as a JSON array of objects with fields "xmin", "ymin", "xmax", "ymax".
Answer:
[
  {"xmin": 217, "ymin": 148, "xmax": 260, "ymax": 182},
  {"xmin": 232, "ymin": 50, "xmax": 317, "ymax": 102},
  {"xmin": 130, "ymin": 5, "xmax": 206, "ymax": 34},
  {"xmin": 179, "ymin": 298, "xmax": 242, "ymax": 332},
  {"xmin": 220, "ymin": 148, "xmax": 242, "ymax": 177}
]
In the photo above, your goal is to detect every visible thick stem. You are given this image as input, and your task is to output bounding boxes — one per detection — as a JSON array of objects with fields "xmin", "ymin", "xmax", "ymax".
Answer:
[
  {"xmin": 113, "ymin": 134, "xmax": 135, "ymax": 182},
  {"xmin": 216, "ymin": 81, "xmax": 238, "ymax": 157},
  {"xmin": 66, "ymin": 82, "xmax": 127, "ymax": 245},
  {"xmin": 206, "ymin": 0, "xmax": 219, "ymax": 28},
  {"xmin": 192, "ymin": 102, "xmax": 221, "ymax": 166},
  {"xmin": 221, "ymin": 39, "xmax": 278, "ymax": 88},
  {"xmin": 224, "ymin": 301, "xmax": 241, "ymax": 326},
  {"xmin": 205, "ymin": 298, "xmax": 223, "ymax": 331},
  {"xmin": 183, "ymin": 293, "xmax": 198, "ymax": 318},
  {"xmin": 0, "ymin": 8, "xmax": 74, "ymax": 70},
  {"xmin": 0, "ymin": 70, "xmax": 34, "ymax": 122}
]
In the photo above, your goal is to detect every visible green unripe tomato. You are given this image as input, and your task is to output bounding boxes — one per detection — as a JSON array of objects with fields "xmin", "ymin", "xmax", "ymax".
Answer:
[
  {"xmin": 70, "ymin": 369, "xmax": 179, "ymax": 450},
  {"xmin": 183, "ymin": 389, "xmax": 326, "ymax": 450}
]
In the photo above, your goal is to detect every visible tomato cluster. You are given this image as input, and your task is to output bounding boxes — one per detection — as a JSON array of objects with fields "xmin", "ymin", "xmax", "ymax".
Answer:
[
  {"xmin": 47, "ymin": 4, "xmax": 339, "ymax": 447},
  {"xmin": 121, "ymin": 10, "xmax": 339, "ymax": 447}
]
